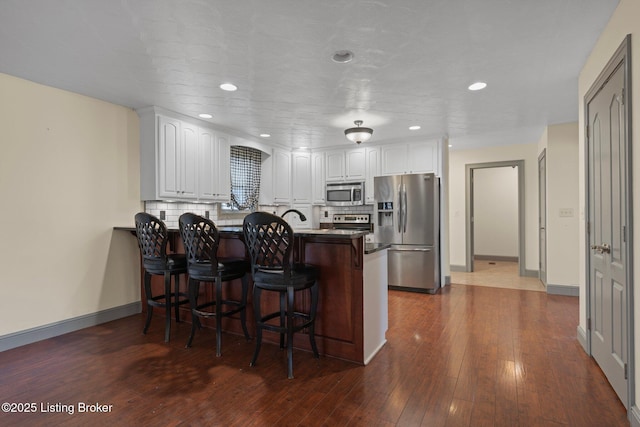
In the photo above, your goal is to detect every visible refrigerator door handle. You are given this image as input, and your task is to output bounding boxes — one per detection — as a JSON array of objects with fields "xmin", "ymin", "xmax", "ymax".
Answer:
[
  {"xmin": 390, "ymin": 246, "xmax": 432, "ymax": 252},
  {"xmin": 402, "ymin": 184, "xmax": 408, "ymax": 233},
  {"xmin": 397, "ymin": 184, "xmax": 403, "ymax": 233}
]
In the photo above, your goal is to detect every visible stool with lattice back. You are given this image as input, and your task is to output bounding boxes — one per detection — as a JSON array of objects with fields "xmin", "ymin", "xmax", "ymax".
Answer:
[
  {"xmin": 179, "ymin": 213, "xmax": 251, "ymax": 356},
  {"xmin": 134, "ymin": 212, "xmax": 189, "ymax": 342},
  {"xmin": 242, "ymin": 211, "xmax": 319, "ymax": 379}
]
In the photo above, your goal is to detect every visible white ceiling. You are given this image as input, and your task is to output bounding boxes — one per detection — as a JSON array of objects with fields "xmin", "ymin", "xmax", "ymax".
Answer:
[{"xmin": 0, "ymin": 0, "xmax": 619, "ymax": 150}]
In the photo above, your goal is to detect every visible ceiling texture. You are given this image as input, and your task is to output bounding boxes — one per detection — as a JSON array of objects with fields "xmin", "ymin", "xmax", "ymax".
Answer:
[{"xmin": 0, "ymin": 0, "xmax": 619, "ymax": 150}]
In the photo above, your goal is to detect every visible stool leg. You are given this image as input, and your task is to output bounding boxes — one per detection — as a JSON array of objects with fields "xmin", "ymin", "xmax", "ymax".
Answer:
[
  {"xmin": 215, "ymin": 275, "xmax": 223, "ymax": 357},
  {"xmin": 286, "ymin": 286, "xmax": 295, "ymax": 379},
  {"xmin": 174, "ymin": 274, "xmax": 181, "ymax": 323},
  {"xmin": 309, "ymin": 282, "xmax": 319, "ymax": 358},
  {"xmin": 143, "ymin": 271, "xmax": 153, "ymax": 335},
  {"xmin": 240, "ymin": 275, "xmax": 251, "ymax": 340},
  {"xmin": 279, "ymin": 292, "xmax": 286, "ymax": 349},
  {"xmin": 186, "ymin": 278, "xmax": 198, "ymax": 348},
  {"xmin": 164, "ymin": 271, "xmax": 172, "ymax": 343},
  {"xmin": 250, "ymin": 285, "xmax": 262, "ymax": 367}
]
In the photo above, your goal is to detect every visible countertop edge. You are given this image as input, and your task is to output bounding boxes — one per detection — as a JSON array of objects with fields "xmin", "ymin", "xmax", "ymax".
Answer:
[{"xmin": 114, "ymin": 226, "xmax": 367, "ymax": 239}]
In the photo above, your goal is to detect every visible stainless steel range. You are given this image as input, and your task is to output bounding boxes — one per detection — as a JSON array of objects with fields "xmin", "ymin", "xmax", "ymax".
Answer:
[{"xmin": 331, "ymin": 213, "xmax": 372, "ymax": 232}]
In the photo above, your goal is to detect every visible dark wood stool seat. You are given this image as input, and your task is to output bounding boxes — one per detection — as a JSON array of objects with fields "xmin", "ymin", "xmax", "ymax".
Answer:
[
  {"xmin": 243, "ymin": 212, "xmax": 319, "ymax": 379},
  {"xmin": 134, "ymin": 212, "xmax": 189, "ymax": 342},
  {"xmin": 179, "ymin": 213, "xmax": 250, "ymax": 357}
]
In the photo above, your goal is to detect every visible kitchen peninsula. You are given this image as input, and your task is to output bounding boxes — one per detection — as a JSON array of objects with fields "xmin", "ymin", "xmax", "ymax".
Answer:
[{"xmin": 117, "ymin": 225, "xmax": 389, "ymax": 365}]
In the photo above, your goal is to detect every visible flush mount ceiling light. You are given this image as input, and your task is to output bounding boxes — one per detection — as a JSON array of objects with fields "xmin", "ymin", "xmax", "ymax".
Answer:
[
  {"xmin": 219, "ymin": 83, "xmax": 238, "ymax": 91},
  {"xmin": 344, "ymin": 120, "xmax": 373, "ymax": 144},
  {"xmin": 332, "ymin": 50, "xmax": 354, "ymax": 63},
  {"xmin": 198, "ymin": 113, "xmax": 213, "ymax": 119},
  {"xmin": 468, "ymin": 81, "xmax": 487, "ymax": 91}
]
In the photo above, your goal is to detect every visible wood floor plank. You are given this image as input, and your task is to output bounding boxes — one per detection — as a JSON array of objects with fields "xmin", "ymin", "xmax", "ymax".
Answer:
[{"xmin": 0, "ymin": 285, "xmax": 629, "ymax": 426}]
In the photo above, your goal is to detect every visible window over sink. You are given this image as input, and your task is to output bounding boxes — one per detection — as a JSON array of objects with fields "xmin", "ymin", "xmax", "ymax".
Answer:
[{"xmin": 222, "ymin": 146, "xmax": 262, "ymax": 211}]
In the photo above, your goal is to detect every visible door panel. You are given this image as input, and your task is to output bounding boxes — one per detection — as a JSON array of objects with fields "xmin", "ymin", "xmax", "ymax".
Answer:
[{"xmin": 588, "ymin": 61, "xmax": 627, "ymax": 407}]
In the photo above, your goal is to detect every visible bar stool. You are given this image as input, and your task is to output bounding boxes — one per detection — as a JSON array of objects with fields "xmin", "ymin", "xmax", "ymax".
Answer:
[
  {"xmin": 134, "ymin": 212, "xmax": 189, "ymax": 342},
  {"xmin": 242, "ymin": 212, "xmax": 319, "ymax": 379},
  {"xmin": 179, "ymin": 213, "xmax": 251, "ymax": 356}
]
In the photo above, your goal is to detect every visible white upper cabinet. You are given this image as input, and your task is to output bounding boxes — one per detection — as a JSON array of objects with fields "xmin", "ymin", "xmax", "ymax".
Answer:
[
  {"xmin": 155, "ymin": 115, "xmax": 197, "ymax": 200},
  {"xmin": 139, "ymin": 107, "xmax": 231, "ymax": 202},
  {"xmin": 381, "ymin": 141, "xmax": 439, "ymax": 176},
  {"xmin": 365, "ymin": 146, "xmax": 380, "ymax": 204},
  {"xmin": 345, "ymin": 148, "xmax": 366, "ymax": 181},
  {"xmin": 325, "ymin": 147, "xmax": 366, "ymax": 182},
  {"xmin": 292, "ymin": 151, "xmax": 312, "ymax": 204},
  {"xmin": 325, "ymin": 150, "xmax": 346, "ymax": 182},
  {"xmin": 273, "ymin": 148, "xmax": 291, "ymax": 204},
  {"xmin": 199, "ymin": 129, "xmax": 230, "ymax": 202},
  {"xmin": 311, "ymin": 151, "xmax": 326, "ymax": 205}
]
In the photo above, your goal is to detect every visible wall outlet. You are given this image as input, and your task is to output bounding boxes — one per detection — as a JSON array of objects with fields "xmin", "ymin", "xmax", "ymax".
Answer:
[
  {"xmin": 205, "ymin": 210, "xmax": 210, "ymax": 219},
  {"xmin": 159, "ymin": 210, "xmax": 166, "ymax": 220},
  {"xmin": 324, "ymin": 210, "xmax": 328, "ymax": 218}
]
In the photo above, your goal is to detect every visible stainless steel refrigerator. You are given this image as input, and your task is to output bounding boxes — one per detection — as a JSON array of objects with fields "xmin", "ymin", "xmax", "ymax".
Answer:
[{"xmin": 374, "ymin": 173, "xmax": 440, "ymax": 293}]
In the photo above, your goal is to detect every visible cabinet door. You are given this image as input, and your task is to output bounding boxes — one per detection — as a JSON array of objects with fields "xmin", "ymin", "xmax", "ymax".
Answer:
[
  {"xmin": 157, "ymin": 116, "xmax": 181, "ymax": 199},
  {"xmin": 365, "ymin": 147, "xmax": 380, "ymax": 204},
  {"xmin": 326, "ymin": 150, "xmax": 345, "ymax": 182},
  {"xmin": 292, "ymin": 151, "xmax": 312, "ymax": 204},
  {"xmin": 273, "ymin": 149, "xmax": 291, "ymax": 203},
  {"xmin": 381, "ymin": 144, "xmax": 409, "ymax": 175},
  {"xmin": 216, "ymin": 135, "xmax": 231, "ymax": 202},
  {"xmin": 312, "ymin": 151, "xmax": 326, "ymax": 205},
  {"xmin": 345, "ymin": 148, "xmax": 366, "ymax": 180},
  {"xmin": 180, "ymin": 123, "xmax": 199, "ymax": 199},
  {"xmin": 198, "ymin": 128, "xmax": 216, "ymax": 201},
  {"xmin": 407, "ymin": 141, "xmax": 437, "ymax": 174}
]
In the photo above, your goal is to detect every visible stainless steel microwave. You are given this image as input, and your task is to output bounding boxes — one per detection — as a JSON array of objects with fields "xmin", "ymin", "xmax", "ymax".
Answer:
[{"xmin": 325, "ymin": 182, "xmax": 364, "ymax": 206}]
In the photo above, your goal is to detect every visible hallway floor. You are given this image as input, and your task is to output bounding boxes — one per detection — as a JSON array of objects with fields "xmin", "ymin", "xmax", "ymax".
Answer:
[{"xmin": 451, "ymin": 260, "xmax": 545, "ymax": 292}]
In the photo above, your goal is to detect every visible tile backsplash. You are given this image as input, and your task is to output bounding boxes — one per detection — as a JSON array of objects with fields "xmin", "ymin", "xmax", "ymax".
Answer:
[{"xmin": 145, "ymin": 201, "xmax": 374, "ymax": 229}]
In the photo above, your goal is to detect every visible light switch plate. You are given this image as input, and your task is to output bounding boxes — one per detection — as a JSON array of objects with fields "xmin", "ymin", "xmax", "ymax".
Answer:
[{"xmin": 559, "ymin": 208, "xmax": 574, "ymax": 217}]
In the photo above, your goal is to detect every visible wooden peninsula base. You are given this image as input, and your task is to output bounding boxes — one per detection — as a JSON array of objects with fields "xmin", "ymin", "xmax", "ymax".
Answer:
[{"xmin": 117, "ymin": 226, "xmax": 389, "ymax": 365}]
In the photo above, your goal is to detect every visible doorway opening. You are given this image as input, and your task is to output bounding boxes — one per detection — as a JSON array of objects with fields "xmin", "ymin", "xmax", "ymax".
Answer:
[{"xmin": 465, "ymin": 160, "xmax": 525, "ymax": 277}]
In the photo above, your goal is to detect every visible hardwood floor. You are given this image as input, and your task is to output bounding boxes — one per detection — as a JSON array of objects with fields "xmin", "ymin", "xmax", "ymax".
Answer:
[
  {"xmin": 0, "ymin": 285, "xmax": 628, "ymax": 426},
  {"xmin": 451, "ymin": 260, "xmax": 546, "ymax": 292}
]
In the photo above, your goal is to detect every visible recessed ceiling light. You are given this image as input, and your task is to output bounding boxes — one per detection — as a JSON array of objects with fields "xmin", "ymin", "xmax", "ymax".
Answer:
[
  {"xmin": 220, "ymin": 83, "xmax": 238, "ymax": 91},
  {"xmin": 198, "ymin": 113, "xmax": 213, "ymax": 119},
  {"xmin": 409, "ymin": 125, "xmax": 421, "ymax": 130},
  {"xmin": 259, "ymin": 133, "xmax": 271, "ymax": 138},
  {"xmin": 448, "ymin": 144, "xmax": 453, "ymax": 148},
  {"xmin": 468, "ymin": 82, "xmax": 487, "ymax": 91},
  {"xmin": 332, "ymin": 50, "xmax": 354, "ymax": 63},
  {"xmin": 299, "ymin": 146, "xmax": 308, "ymax": 150}
]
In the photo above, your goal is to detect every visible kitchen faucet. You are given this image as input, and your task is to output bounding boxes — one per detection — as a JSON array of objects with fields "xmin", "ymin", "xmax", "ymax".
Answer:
[{"xmin": 281, "ymin": 209, "xmax": 307, "ymax": 222}]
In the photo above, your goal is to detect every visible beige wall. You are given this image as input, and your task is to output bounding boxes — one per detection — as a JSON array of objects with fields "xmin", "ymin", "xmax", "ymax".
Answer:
[
  {"xmin": 448, "ymin": 142, "xmax": 539, "ymax": 271},
  {"xmin": 0, "ymin": 73, "xmax": 142, "ymax": 336},
  {"xmin": 545, "ymin": 123, "xmax": 579, "ymax": 287},
  {"xmin": 578, "ymin": 0, "xmax": 640, "ymax": 405}
]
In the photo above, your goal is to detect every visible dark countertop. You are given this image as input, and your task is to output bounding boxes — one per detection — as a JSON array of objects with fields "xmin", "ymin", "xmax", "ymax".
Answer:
[
  {"xmin": 114, "ymin": 226, "xmax": 367, "ymax": 240},
  {"xmin": 364, "ymin": 243, "xmax": 391, "ymax": 254}
]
